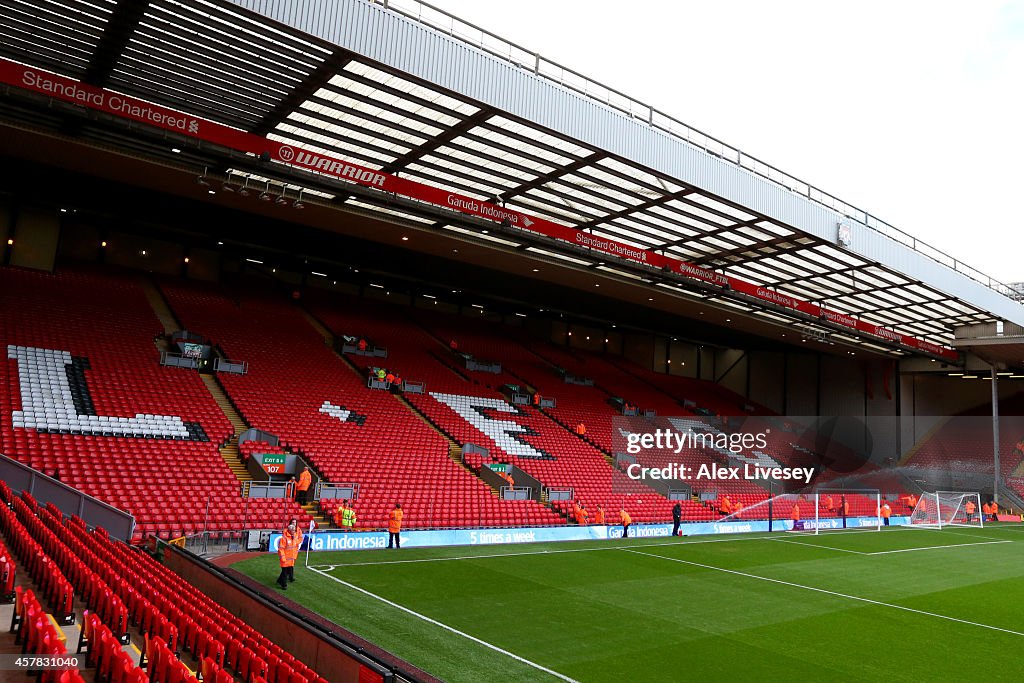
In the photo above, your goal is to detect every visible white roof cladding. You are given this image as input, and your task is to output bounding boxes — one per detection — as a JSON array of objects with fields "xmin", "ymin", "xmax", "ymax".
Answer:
[{"xmin": 229, "ymin": 0, "xmax": 1024, "ymax": 328}]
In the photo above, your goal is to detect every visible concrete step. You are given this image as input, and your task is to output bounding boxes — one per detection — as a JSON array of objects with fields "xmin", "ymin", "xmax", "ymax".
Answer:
[{"xmin": 139, "ymin": 278, "xmax": 181, "ymax": 336}]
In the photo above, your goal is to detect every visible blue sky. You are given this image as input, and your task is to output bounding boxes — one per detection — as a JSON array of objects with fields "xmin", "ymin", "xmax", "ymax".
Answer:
[{"xmin": 429, "ymin": 0, "xmax": 1024, "ymax": 286}]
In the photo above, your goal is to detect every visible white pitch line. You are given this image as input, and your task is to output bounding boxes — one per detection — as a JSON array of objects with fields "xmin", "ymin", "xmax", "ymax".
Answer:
[
  {"xmin": 866, "ymin": 540, "xmax": 1012, "ymax": 555},
  {"xmin": 309, "ymin": 527, "xmax": 891, "ymax": 569},
  {"xmin": 620, "ymin": 548, "xmax": 1024, "ymax": 638},
  {"xmin": 769, "ymin": 538, "xmax": 867, "ymax": 554},
  {"xmin": 307, "ymin": 566, "xmax": 580, "ymax": 683},
  {"xmin": 895, "ymin": 525, "xmax": 1011, "ymax": 542}
]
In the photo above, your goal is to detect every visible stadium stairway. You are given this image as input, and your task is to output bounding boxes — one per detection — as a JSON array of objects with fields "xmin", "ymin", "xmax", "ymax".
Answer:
[
  {"xmin": 298, "ymin": 308, "xmax": 336, "ymax": 347},
  {"xmin": 299, "ymin": 501, "xmax": 331, "ymax": 530},
  {"xmin": 139, "ymin": 278, "xmax": 181, "ymax": 338},
  {"xmin": 204, "ymin": 372, "xmax": 332, "ymax": 530},
  {"xmin": 199, "ymin": 374, "xmax": 252, "ymax": 483},
  {"xmin": 142, "ymin": 275, "xmax": 252, "ymax": 484}
]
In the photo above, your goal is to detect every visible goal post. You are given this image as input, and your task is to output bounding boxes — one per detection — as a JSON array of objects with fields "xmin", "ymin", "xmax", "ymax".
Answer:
[
  {"xmin": 905, "ymin": 491, "xmax": 983, "ymax": 529},
  {"xmin": 715, "ymin": 489, "xmax": 882, "ymax": 535}
]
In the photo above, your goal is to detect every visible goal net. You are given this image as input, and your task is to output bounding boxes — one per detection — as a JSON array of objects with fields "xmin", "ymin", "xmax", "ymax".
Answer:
[
  {"xmin": 715, "ymin": 490, "xmax": 881, "ymax": 535},
  {"xmin": 907, "ymin": 491, "xmax": 983, "ymax": 529}
]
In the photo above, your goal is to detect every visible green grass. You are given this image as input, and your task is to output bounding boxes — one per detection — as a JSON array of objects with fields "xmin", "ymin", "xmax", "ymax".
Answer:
[{"xmin": 234, "ymin": 525, "xmax": 1024, "ymax": 682}]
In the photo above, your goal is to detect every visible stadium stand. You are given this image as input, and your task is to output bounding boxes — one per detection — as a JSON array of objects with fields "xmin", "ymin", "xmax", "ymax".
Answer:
[
  {"xmin": 306, "ymin": 292, "xmax": 683, "ymax": 523},
  {"xmin": 0, "ymin": 477, "xmax": 346, "ymax": 682},
  {"xmin": 903, "ymin": 415, "xmax": 1024, "ymax": 495},
  {"xmin": 0, "ymin": 266, "xmax": 311, "ymax": 541},
  {"xmin": 159, "ymin": 277, "xmax": 564, "ymax": 531},
  {"xmin": 0, "ymin": 264, "xmax": 924, "ymax": 533}
]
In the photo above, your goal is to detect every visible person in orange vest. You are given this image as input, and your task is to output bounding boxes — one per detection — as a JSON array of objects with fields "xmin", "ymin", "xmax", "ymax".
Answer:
[
  {"xmin": 296, "ymin": 467, "xmax": 312, "ymax": 505},
  {"xmin": 720, "ymin": 495, "xmax": 732, "ymax": 515},
  {"xmin": 385, "ymin": 371, "xmax": 395, "ymax": 385},
  {"xmin": 276, "ymin": 519, "xmax": 301, "ymax": 589},
  {"xmin": 982, "ymin": 501, "xmax": 991, "ymax": 519},
  {"xmin": 880, "ymin": 502, "xmax": 891, "ymax": 526},
  {"xmin": 571, "ymin": 499, "xmax": 581, "ymax": 520},
  {"xmin": 907, "ymin": 494, "xmax": 918, "ymax": 509},
  {"xmin": 989, "ymin": 500, "xmax": 999, "ymax": 521},
  {"xmin": 449, "ymin": 339, "xmax": 458, "ymax": 351},
  {"xmin": 965, "ymin": 499, "xmax": 976, "ymax": 523},
  {"xmin": 533, "ymin": 392, "xmax": 542, "ymax": 407},
  {"xmin": 387, "ymin": 503, "xmax": 403, "ymax": 549},
  {"xmin": 791, "ymin": 504, "xmax": 801, "ymax": 522},
  {"xmin": 619, "ymin": 508, "xmax": 632, "ymax": 538},
  {"xmin": 286, "ymin": 476, "xmax": 297, "ymax": 500},
  {"xmin": 594, "ymin": 505, "xmax": 605, "ymax": 525},
  {"xmin": 575, "ymin": 422, "xmax": 587, "ymax": 436},
  {"xmin": 357, "ymin": 338, "xmax": 367, "ymax": 352},
  {"xmin": 391, "ymin": 374, "xmax": 403, "ymax": 391},
  {"xmin": 823, "ymin": 494, "xmax": 834, "ymax": 515},
  {"xmin": 733, "ymin": 500, "xmax": 744, "ymax": 516},
  {"xmin": 576, "ymin": 504, "xmax": 589, "ymax": 526}
]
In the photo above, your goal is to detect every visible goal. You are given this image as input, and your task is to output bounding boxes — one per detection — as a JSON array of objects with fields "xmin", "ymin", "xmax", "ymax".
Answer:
[
  {"xmin": 716, "ymin": 490, "xmax": 881, "ymax": 535},
  {"xmin": 906, "ymin": 491, "xmax": 983, "ymax": 529}
]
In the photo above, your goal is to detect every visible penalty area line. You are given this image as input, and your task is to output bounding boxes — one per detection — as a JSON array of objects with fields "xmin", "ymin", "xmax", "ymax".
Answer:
[
  {"xmin": 620, "ymin": 549, "xmax": 1024, "ymax": 638},
  {"xmin": 866, "ymin": 539, "xmax": 1012, "ymax": 555},
  {"xmin": 307, "ymin": 566, "xmax": 580, "ymax": 683},
  {"xmin": 768, "ymin": 538, "xmax": 867, "ymax": 554}
]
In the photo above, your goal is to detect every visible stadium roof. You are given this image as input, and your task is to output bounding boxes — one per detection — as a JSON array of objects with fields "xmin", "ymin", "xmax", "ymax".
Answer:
[{"xmin": 3, "ymin": 0, "xmax": 1024, "ymax": 362}]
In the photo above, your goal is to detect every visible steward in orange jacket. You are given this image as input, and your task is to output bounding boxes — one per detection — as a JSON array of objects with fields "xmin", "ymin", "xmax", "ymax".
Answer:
[
  {"xmin": 576, "ymin": 505, "xmax": 589, "ymax": 525},
  {"xmin": 791, "ymin": 504, "xmax": 801, "ymax": 521},
  {"xmin": 296, "ymin": 468, "xmax": 312, "ymax": 504},
  {"xmin": 619, "ymin": 509, "xmax": 632, "ymax": 538},
  {"xmin": 594, "ymin": 506, "xmax": 605, "ymax": 525},
  {"xmin": 720, "ymin": 496, "xmax": 732, "ymax": 515},
  {"xmin": 276, "ymin": 519, "xmax": 301, "ymax": 590},
  {"xmin": 965, "ymin": 500, "xmax": 976, "ymax": 522},
  {"xmin": 880, "ymin": 502, "xmax": 891, "ymax": 526},
  {"xmin": 387, "ymin": 504, "xmax": 404, "ymax": 549}
]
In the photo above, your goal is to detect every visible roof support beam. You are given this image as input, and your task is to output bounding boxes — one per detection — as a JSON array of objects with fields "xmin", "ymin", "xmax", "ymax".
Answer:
[
  {"xmin": 578, "ymin": 189, "xmax": 694, "ymax": 230},
  {"xmin": 249, "ymin": 48, "xmax": 352, "ymax": 136},
  {"xmin": 381, "ymin": 109, "xmax": 495, "ymax": 175},
  {"xmin": 689, "ymin": 234, "xmax": 803, "ymax": 266},
  {"xmin": 500, "ymin": 152, "xmax": 606, "ymax": 202},
  {"xmin": 83, "ymin": 0, "xmax": 150, "ymax": 88}
]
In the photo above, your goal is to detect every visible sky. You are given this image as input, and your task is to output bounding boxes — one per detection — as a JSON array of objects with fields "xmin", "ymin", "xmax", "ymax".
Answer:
[{"xmin": 425, "ymin": 0, "xmax": 1024, "ymax": 286}]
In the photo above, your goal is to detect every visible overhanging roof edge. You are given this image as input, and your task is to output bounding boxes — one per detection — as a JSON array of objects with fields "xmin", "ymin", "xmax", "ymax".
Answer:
[{"xmin": 229, "ymin": 0, "xmax": 1024, "ymax": 327}]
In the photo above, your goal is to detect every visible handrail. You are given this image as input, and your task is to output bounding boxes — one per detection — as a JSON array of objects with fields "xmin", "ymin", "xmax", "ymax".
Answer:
[{"xmin": 374, "ymin": 0, "xmax": 1020, "ymax": 302}]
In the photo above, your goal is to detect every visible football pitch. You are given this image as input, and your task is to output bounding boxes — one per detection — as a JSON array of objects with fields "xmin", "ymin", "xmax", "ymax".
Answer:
[{"xmin": 234, "ymin": 525, "xmax": 1024, "ymax": 682}]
